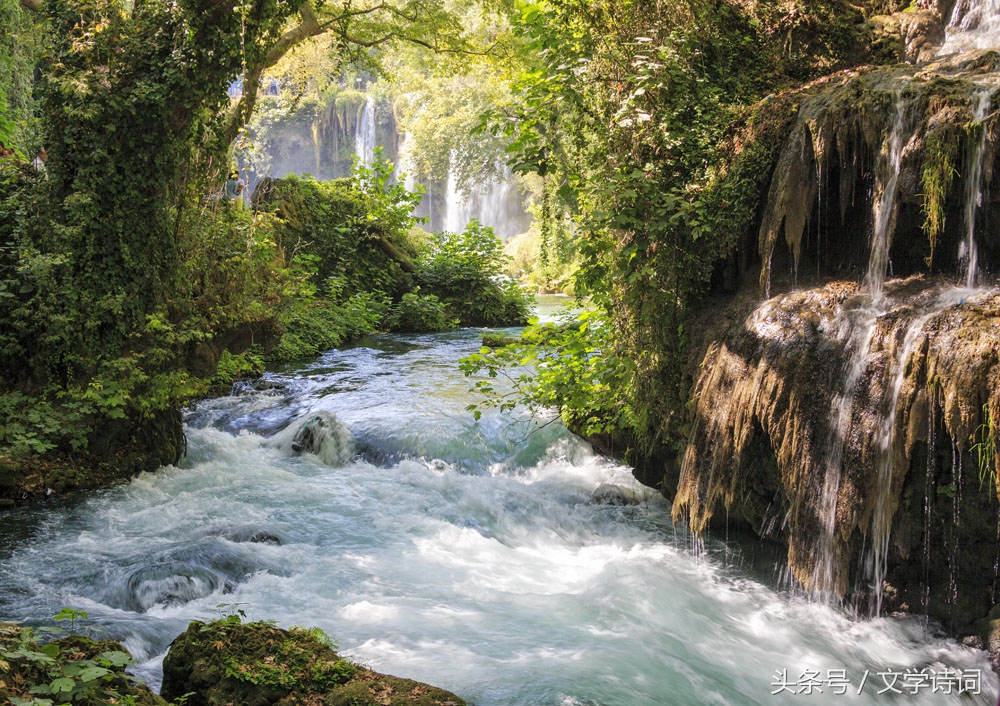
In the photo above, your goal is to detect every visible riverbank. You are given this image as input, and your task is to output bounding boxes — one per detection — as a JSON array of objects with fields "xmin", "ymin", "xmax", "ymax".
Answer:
[{"xmin": 0, "ymin": 324, "xmax": 995, "ymax": 705}]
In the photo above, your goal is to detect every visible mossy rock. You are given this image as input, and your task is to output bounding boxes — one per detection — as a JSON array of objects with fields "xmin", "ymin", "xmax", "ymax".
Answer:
[
  {"xmin": 161, "ymin": 620, "xmax": 465, "ymax": 706},
  {"xmin": 0, "ymin": 623, "xmax": 167, "ymax": 706}
]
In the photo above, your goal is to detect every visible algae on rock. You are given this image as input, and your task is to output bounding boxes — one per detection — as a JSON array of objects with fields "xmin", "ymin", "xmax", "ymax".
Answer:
[{"xmin": 161, "ymin": 620, "xmax": 466, "ymax": 706}]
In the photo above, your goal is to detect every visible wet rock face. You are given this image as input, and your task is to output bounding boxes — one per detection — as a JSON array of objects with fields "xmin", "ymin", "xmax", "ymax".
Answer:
[
  {"xmin": 674, "ymin": 278, "xmax": 1000, "ymax": 628},
  {"xmin": 756, "ymin": 51, "xmax": 1000, "ymax": 299},
  {"xmin": 161, "ymin": 620, "xmax": 467, "ymax": 706}
]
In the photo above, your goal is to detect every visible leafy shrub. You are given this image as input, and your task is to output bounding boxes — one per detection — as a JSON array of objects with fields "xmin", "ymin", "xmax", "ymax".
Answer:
[
  {"xmin": 387, "ymin": 290, "xmax": 457, "ymax": 332},
  {"xmin": 0, "ymin": 616, "xmax": 163, "ymax": 706},
  {"xmin": 258, "ymin": 155, "xmax": 422, "ymax": 299},
  {"xmin": 461, "ymin": 308, "xmax": 635, "ymax": 437},
  {"xmin": 415, "ymin": 220, "xmax": 534, "ymax": 327}
]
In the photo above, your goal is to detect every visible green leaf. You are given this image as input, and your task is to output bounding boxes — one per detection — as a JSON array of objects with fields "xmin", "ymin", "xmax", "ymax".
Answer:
[{"xmin": 49, "ymin": 676, "xmax": 76, "ymax": 693}]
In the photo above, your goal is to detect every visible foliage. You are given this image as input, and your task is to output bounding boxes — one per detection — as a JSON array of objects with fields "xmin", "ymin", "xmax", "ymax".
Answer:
[
  {"xmin": 0, "ymin": 618, "xmax": 165, "ymax": 706},
  {"xmin": 262, "ymin": 155, "xmax": 422, "ymax": 297},
  {"xmin": 222, "ymin": 625, "xmax": 356, "ymax": 692},
  {"xmin": 0, "ymin": 161, "xmax": 290, "ymax": 465},
  {"xmin": 268, "ymin": 290, "xmax": 390, "ymax": 361},
  {"xmin": 415, "ymin": 220, "xmax": 533, "ymax": 326},
  {"xmin": 387, "ymin": 58, "xmax": 517, "ymax": 189},
  {"xmin": 972, "ymin": 404, "xmax": 999, "ymax": 496},
  {"xmin": 0, "ymin": 0, "xmax": 42, "ymax": 152},
  {"xmin": 473, "ymin": 0, "xmax": 874, "ymax": 461},
  {"xmin": 387, "ymin": 289, "xmax": 457, "ymax": 332},
  {"xmin": 162, "ymin": 619, "xmax": 465, "ymax": 706},
  {"xmin": 921, "ymin": 124, "xmax": 960, "ymax": 268},
  {"xmin": 461, "ymin": 308, "xmax": 634, "ymax": 437}
]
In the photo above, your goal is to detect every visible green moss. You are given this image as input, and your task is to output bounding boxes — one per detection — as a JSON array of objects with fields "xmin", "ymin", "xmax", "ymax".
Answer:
[
  {"xmin": 921, "ymin": 127, "xmax": 959, "ymax": 267},
  {"xmin": 334, "ymin": 89, "xmax": 367, "ymax": 112},
  {"xmin": 161, "ymin": 620, "xmax": 465, "ymax": 706}
]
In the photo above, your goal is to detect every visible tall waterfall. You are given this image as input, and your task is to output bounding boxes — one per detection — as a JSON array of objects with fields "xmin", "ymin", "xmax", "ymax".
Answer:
[
  {"xmin": 354, "ymin": 97, "xmax": 377, "ymax": 168},
  {"xmin": 444, "ymin": 158, "xmax": 528, "ymax": 240}
]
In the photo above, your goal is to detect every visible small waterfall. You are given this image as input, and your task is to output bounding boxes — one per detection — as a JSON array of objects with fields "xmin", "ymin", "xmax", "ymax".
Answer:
[
  {"xmin": 354, "ymin": 97, "xmax": 376, "ymax": 168},
  {"xmin": 938, "ymin": 0, "xmax": 1000, "ymax": 55},
  {"xmin": 811, "ymin": 94, "xmax": 916, "ymax": 595},
  {"xmin": 959, "ymin": 89, "xmax": 993, "ymax": 287},
  {"xmin": 810, "ymin": 305, "xmax": 880, "ymax": 597},
  {"xmin": 864, "ymin": 94, "xmax": 913, "ymax": 302},
  {"xmin": 866, "ymin": 289, "xmax": 967, "ymax": 614}
]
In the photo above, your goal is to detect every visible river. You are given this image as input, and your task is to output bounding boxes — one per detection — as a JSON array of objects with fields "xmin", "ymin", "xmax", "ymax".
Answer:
[{"xmin": 0, "ymin": 297, "xmax": 996, "ymax": 705}]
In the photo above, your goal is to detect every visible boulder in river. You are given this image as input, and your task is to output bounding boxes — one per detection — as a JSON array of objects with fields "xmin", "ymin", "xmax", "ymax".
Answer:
[{"xmin": 161, "ymin": 619, "xmax": 466, "ymax": 706}]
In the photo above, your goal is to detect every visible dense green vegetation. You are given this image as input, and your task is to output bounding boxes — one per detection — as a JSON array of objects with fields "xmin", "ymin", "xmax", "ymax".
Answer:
[
  {"xmin": 463, "ymin": 0, "xmax": 903, "ymax": 469},
  {"xmin": 0, "ymin": 0, "xmax": 914, "ymax": 493},
  {"xmin": 0, "ymin": 0, "xmax": 530, "ymax": 494},
  {"xmin": 0, "ymin": 611, "xmax": 165, "ymax": 706}
]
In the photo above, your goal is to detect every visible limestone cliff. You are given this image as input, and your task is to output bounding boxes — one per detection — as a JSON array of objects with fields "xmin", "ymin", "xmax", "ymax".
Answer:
[{"xmin": 670, "ymin": 0, "xmax": 1000, "ymax": 637}]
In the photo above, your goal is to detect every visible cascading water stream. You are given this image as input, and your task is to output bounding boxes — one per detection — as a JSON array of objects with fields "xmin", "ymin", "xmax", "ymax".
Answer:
[
  {"xmin": 444, "ymin": 157, "xmax": 526, "ymax": 239},
  {"xmin": 960, "ymin": 89, "xmax": 993, "ymax": 288},
  {"xmin": 864, "ymin": 94, "xmax": 912, "ymax": 304},
  {"xmin": 810, "ymin": 307, "xmax": 879, "ymax": 597},
  {"xmin": 811, "ymin": 94, "xmax": 915, "ymax": 596},
  {"xmin": 866, "ymin": 289, "xmax": 976, "ymax": 615},
  {"xmin": 850, "ymin": 0, "xmax": 1000, "ymax": 616},
  {"xmin": 354, "ymin": 97, "xmax": 376, "ymax": 168},
  {"xmin": 1, "ymin": 306, "xmax": 997, "ymax": 704},
  {"xmin": 939, "ymin": 0, "xmax": 1000, "ymax": 55}
]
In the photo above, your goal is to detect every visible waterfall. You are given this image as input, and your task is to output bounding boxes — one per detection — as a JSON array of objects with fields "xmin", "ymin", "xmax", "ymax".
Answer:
[
  {"xmin": 865, "ymin": 288, "xmax": 971, "ymax": 614},
  {"xmin": 810, "ymin": 303, "xmax": 880, "ymax": 597},
  {"xmin": 810, "ymin": 95, "xmax": 915, "ymax": 595},
  {"xmin": 960, "ymin": 89, "xmax": 993, "ymax": 288},
  {"xmin": 444, "ymin": 157, "xmax": 527, "ymax": 240},
  {"xmin": 398, "ymin": 132, "xmax": 417, "ymax": 193},
  {"xmin": 938, "ymin": 0, "xmax": 1000, "ymax": 55},
  {"xmin": 864, "ymin": 94, "xmax": 913, "ymax": 303},
  {"xmin": 354, "ymin": 97, "xmax": 376, "ymax": 168},
  {"xmin": 444, "ymin": 157, "xmax": 464, "ymax": 234}
]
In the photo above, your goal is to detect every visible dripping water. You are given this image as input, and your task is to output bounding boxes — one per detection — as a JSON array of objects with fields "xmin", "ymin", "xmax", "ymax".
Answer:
[
  {"xmin": 949, "ymin": 441, "xmax": 963, "ymax": 629},
  {"xmin": 866, "ymin": 288, "xmax": 971, "ymax": 615},
  {"xmin": 922, "ymin": 400, "xmax": 936, "ymax": 634},
  {"xmin": 811, "ymin": 304, "xmax": 879, "ymax": 598}
]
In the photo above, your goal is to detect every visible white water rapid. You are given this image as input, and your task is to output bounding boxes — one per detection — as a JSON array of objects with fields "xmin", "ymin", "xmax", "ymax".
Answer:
[{"xmin": 0, "ymin": 299, "xmax": 997, "ymax": 704}]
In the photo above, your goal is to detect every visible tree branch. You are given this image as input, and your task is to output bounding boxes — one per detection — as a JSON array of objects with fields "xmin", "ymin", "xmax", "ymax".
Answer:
[
  {"xmin": 20, "ymin": 0, "xmax": 40, "ymax": 11},
  {"xmin": 262, "ymin": 2, "xmax": 322, "ymax": 69}
]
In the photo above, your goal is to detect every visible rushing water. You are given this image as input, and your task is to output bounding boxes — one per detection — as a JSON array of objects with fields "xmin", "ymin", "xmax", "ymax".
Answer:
[{"xmin": 0, "ymin": 299, "xmax": 997, "ymax": 705}]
